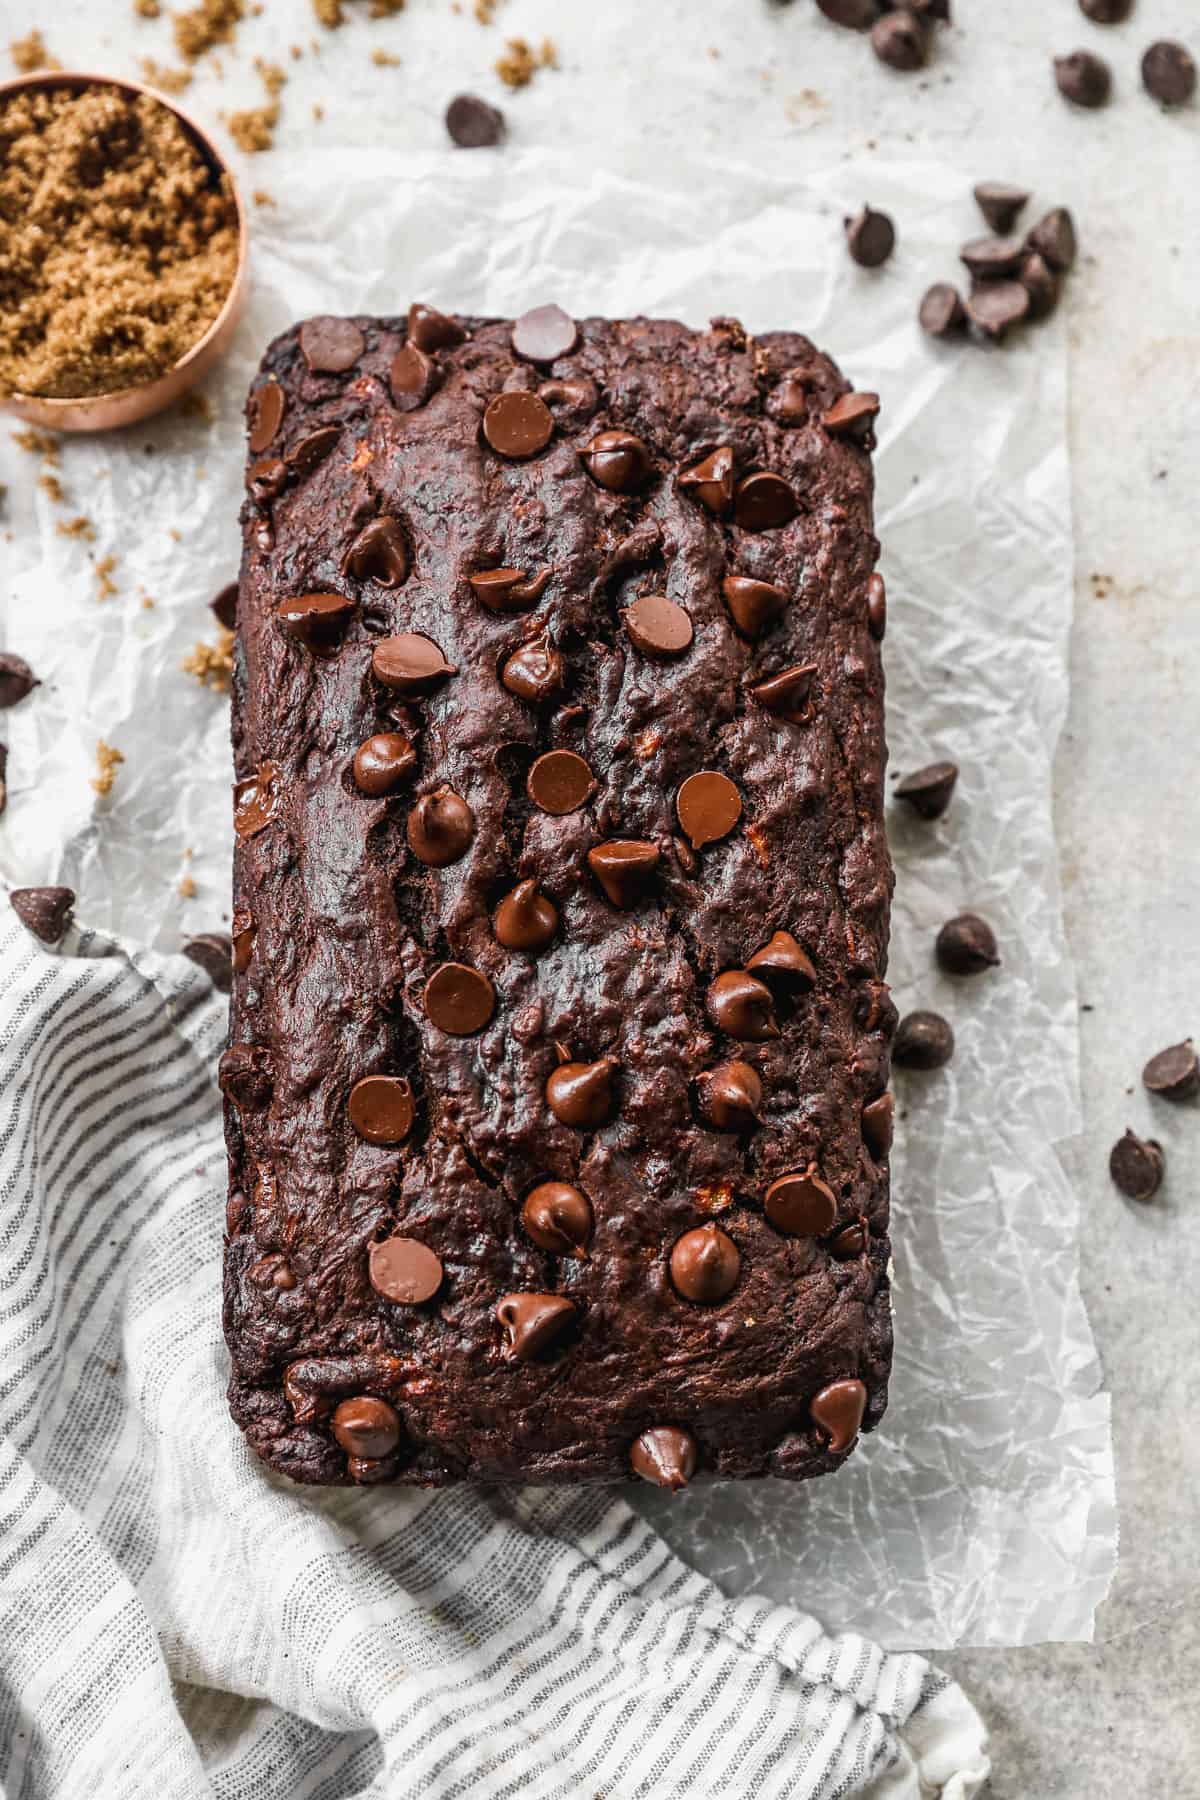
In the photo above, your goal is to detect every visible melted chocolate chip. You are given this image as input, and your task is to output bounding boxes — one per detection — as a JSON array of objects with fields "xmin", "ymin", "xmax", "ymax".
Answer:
[
  {"xmin": 545, "ymin": 1058, "xmax": 616, "ymax": 1128},
  {"xmin": 331, "ymin": 1396, "xmax": 402, "ymax": 1459},
  {"xmin": 232, "ymin": 908, "xmax": 254, "ymax": 973},
  {"xmin": 501, "ymin": 637, "xmax": 565, "ymax": 703},
  {"xmin": 511, "ymin": 304, "xmax": 578, "ymax": 363},
  {"xmin": 247, "ymin": 457, "xmax": 286, "ymax": 504},
  {"xmin": 696, "ymin": 1059, "xmax": 762, "ymax": 1131},
  {"xmin": 423, "ymin": 962, "xmax": 496, "ymax": 1035},
  {"xmin": 372, "ymin": 632, "xmax": 457, "ymax": 693},
  {"xmin": 483, "ymin": 391, "xmax": 554, "ymax": 458},
  {"xmin": 733, "ymin": 472, "xmax": 798, "ymax": 532},
  {"xmin": 670, "ymin": 1224, "xmax": 740, "ymax": 1304},
  {"xmin": 845, "ymin": 205, "xmax": 895, "ymax": 268},
  {"xmin": 286, "ymin": 425, "xmax": 342, "ymax": 477},
  {"xmin": 893, "ymin": 1010, "xmax": 955, "ymax": 1070},
  {"xmin": 407, "ymin": 302, "xmax": 465, "ymax": 352},
  {"xmin": 407, "ymin": 788, "xmax": 475, "ymax": 866},
  {"xmin": 764, "ymin": 1165, "xmax": 837, "ymax": 1236},
  {"xmin": 675, "ymin": 770, "xmax": 741, "ymax": 850},
  {"xmin": 369, "ymin": 1236, "xmax": 443, "ymax": 1304},
  {"xmin": 10, "ymin": 884, "xmax": 75, "ymax": 944},
  {"xmin": 1142, "ymin": 1041, "xmax": 1200, "ymax": 1102},
  {"xmin": 974, "ymin": 182, "xmax": 1030, "ymax": 235},
  {"xmin": 182, "ymin": 932, "xmax": 233, "ymax": 994},
  {"xmin": 746, "ymin": 930, "xmax": 816, "ymax": 991},
  {"xmin": 233, "ymin": 763, "xmax": 281, "ymax": 839},
  {"xmin": 862, "ymin": 1092, "xmax": 894, "ymax": 1159},
  {"xmin": 722, "ymin": 575, "xmax": 788, "ymax": 639},
  {"xmin": 919, "ymin": 283, "xmax": 966, "ymax": 338},
  {"xmin": 623, "ymin": 593, "xmax": 693, "ymax": 657},
  {"xmin": 218, "ymin": 1043, "xmax": 273, "ymax": 1112},
  {"xmin": 587, "ymin": 839, "xmax": 661, "ymax": 909},
  {"xmin": 769, "ymin": 375, "xmax": 810, "ymax": 425},
  {"xmin": 1054, "ymin": 49, "xmax": 1111, "ymax": 108},
  {"xmin": 344, "ymin": 515, "xmax": 409, "ymax": 587},
  {"xmin": 630, "ymin": 1425, "xmax": 697, "ymax": 1491},
  {"xmin": 867, "ymin": 572, "xmax": 887, "ymax": 639},
  {"xmin": 247, "ymin": 379, "xmax": 285, "ymax": 453},
  {"xmin": 706, "ymin": 970, "xmax": 779, "ymax": 1040},
  {"xmin": 469, "ymin": 567, "xmax": 552, "ymax": 612},
  {"xmin": 678, "ymin": 446, "xmax": 735, "ymax": 516},
  {"xmin": 1027, "ymin": 208, "xmax": 1077, "ymax": 273},
  {"xmin": 390, "ymin": 343, "xmax": 438, "ymax": 410},
  {"xmin": 828, "ymin": 1220, "xmax": 868, "ymax": 1260},
  {"xmin": 445, "ymin": 92, "xmax": 505, "ymax": 147},
  {"xmin": 895, "ymin": 760, "xmax": 958, "ymax": 819},
  {"xmin": 299, "ymin": 316, "xmax": 365, "ymax": 374},
  {"xmin": 936, "ymin": 912, "xmax": 1000, "ymax": 975},
  {"xmin": 579, "ymin": 429, "xmax": 652, "ymax": 493},
  {"xmin": 823, "ymin": 392, "xmax": 881, "ymax": 441},
  {"xmin": 1109, "ymin": 1131, "xmax": 1166, "ymax": 1202},
  {"xmin": 538, "ymin": 375, "xmax": 598, "ymax": 418},
  {"xmin": 527, "ymin": 749, "xmax": 595, "ymax": 815},
  {"xmin": 749, "ymin": 662, "xmax": 818, "ymax": 721},
  {"xmin": 494, "ymin": 879, "xmax": 559, "ymax": 951},
  {"xmin": 276, "ymin": 591, "xmax": 356, "ymax": 652},
  {"xmin": 810, "ymin": 1378, "xmax": 867, "ymax": 1454},
  {"xmin": 353, "ymin": 732, "xmax": 416, "ymax": 796},
  {"xmin": 521, "ymin": 1180, "xmax": 593, "ymax": 1256},
  {"xmin": 348, "ymin": 1075, "xmax": 415, "ymax": 1145},
  {"xmin": 497, "ymin": 1292, "xmax": 576, "ymax": 1360}
]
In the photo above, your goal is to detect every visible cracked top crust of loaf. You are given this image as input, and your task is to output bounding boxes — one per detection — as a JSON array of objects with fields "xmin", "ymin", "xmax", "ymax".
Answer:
[{"xmin": 222, "ymin": 306, "xmax": 895, "ymax": 1489}]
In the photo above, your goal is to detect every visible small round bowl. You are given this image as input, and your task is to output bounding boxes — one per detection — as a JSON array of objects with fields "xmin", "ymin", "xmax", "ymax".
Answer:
[{"xmin": 0, "ymin": 70, "xmax": 248, "ymax": 433}]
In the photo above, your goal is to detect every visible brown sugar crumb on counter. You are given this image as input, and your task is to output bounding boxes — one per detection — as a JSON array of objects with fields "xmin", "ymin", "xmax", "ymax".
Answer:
[
  {"xmin": 135, "ymin": 0, "xmax": 162, "ymax": 16},
  {"xmin": 57, "ymin": 516, "xmax": 95, "ymax": 542},
  {"xmin": 313, "ymin": 0, "xmax": 405, "ymax": 24},
  {"xmin": 139, "ymin": 58, "xmax": 194, "ymax": 94},
  {"xmin": 173, "ymin": 0, "xmax": 244, "ymax": 61},
  {"xmin": 9, "ymin": 30, "xmax": 61, "ymax": 72},
  {"xmin": 94, "ymin": 556, "xmax": 119, "ymax": 600},
  {"xmin": 252, "ymin": 189, "xmax": 276, "ymax": 207},
  {"xmin": 178, "ymin": 873, "xmax": 198, "ymax": 899},
  {"xmin": 12, "ymin": 428, "xmax": 60, "ymax": 463},
  {"xmin": 91, "ymin": 740, "xmax": 125, "ymax": 796},
  {"xmin": 182, "ymin": 628, "xmax": 236, "ymax": 691},
  {"xmin": 495, "ymin": 36, "xmax": 557, "ymax": 88},
  {"xmin": 227, "ymin": 106, "xmax": 278, "ymax": 153},
  {"xmin": 371, "ymin": 47, "xmax": 400, "ymax": 65},
  {"xmin": 38, "ymin": 473, "xmax": 65, "ymax": 504}
]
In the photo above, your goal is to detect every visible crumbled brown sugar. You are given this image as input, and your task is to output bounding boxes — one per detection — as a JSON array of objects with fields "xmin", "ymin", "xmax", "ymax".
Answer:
[
  {"xmin": 228, "ymin": 104, "xmax": 278, "ymax": 151},
  {"xmin": 95, "ymin": 555, "xmax": 119, "ymax": 599},
  {"xmin": 177, "ymin": 388, "xmax": 214, "ymax": 421},
  {"xmin": 12, "ymin": 428, "xmax": 60, "ymax": 463},
  {"xmin": 173, "ymin": 0, "xmax": 244, "ymax": 61},
  {"xmin": 9, "ymin": 30, "xmax": 61, "ymax": 73},
  {"xmin": 252, "ymin": 188, "xmax": 276, "ymax": 206},
  {"xmin": 38, "ymin": 472, "xmax": 65, "ymax": 504},
  {"xmin": 0, "ymin": 85, "xmax": 239, "ymax": 400},
  {"xmin": 182, "ymin": 628, "xmax": 236, "ymax": 691},
  {"xmin": 139, "ymin": 57, "xmax": 194, "ymax": 94},
  {"xmin": 178, "ymin": 873, "xmax": 197, "ymax": 898},
  {"xmin": 134, "ymin": 0, "xmax": 162, "ymax": 16},
  {"xmin": 495, "ymin": 35, "xmax": 557, "ymax": 89},
  {"xmin": 57, "ymin": 515, "xmax": 96, "ymax": 541},
  {"xmin": 474, "ymin": 0, "xmax": 497, "ymax": 22},
  {"xmin": 371, "ymin": 47, "xmax": 401, "ymax": 65},
  {"xmin": 313, "ymin": 0, "xmax": 404, "ymax": 22},
  {"xmin": 91, "ymin": 740, "xmax": 125, "ymax": 795}
]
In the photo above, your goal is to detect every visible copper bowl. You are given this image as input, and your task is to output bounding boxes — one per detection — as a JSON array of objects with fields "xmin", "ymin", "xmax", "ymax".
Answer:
[{"xmin": 0, "ymin": 70, "xmax": 248, "ymax": 433}]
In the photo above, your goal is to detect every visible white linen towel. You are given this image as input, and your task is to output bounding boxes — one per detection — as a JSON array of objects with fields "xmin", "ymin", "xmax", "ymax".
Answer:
[{"xmin": 0, "ymin": 913, "xmax": 989, "ymax": 1799}]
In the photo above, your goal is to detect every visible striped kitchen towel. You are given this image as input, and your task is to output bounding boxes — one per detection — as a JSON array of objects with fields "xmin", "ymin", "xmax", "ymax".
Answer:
[{"xmin": 0, "ymin": 910, "xmax": 989, "ymax": 1800}]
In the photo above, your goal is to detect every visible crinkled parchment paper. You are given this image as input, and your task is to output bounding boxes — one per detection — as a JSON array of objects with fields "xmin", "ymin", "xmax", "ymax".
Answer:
[{"xmin": 0, "ymin": 151, "xmax": 1115, "ymax": 1648}]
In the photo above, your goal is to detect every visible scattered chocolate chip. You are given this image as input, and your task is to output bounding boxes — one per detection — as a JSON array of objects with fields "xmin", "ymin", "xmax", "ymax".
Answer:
[
  {"xmin": 348, "ymin": 1074, "xmax": 415, "ymax": 1145},
  {"xmin": 810, "ymin": 1378, "xmax": 867, "ymax": 1454},
  {"xmin": 353, "ymin": 731, "xmax": 416, "ymax": 796},
  {"xmin": 746, "ymin": 930, "xmax": 816, "ymax": 991},
  {"xmin": 390, "ymin": 343, "xmax": 438, "ymax": 410},
  {"xmin": 232, "ymin": 908, "xmax": 254, "ymax": 973},
  {"xmin": 423, "ymin": 962, "xmax": 496, "ymax": 1036},
  {"xmin": 823, "ymin": 392, "xmax": 881, "ymax": 442},
  {"xmin": 233, "ymin": 762, "xmax": 281, "ymax": 839},
  {"xmin": 276, "ymin": 591, "xmax": 356, "ymax": 653},
  {"xmin": 494, "ymin": 879, "xmax": 559, "ymax": 951},
  {"xmin": 1109, "ymin": 1130, "xmax": 1165, "ymax": 1202},
  {"xmin": 469, "ymin": 567, "xmax": 552, "ymax": 612},
  {"xmin": 867, "ymin": 572, "xmax": 887, "ymax": 639},
  {"xmin": 407, "ymin": 302, "xmax": 465, "ymax": 353},
  {"xmin": 587, "ymin": 839, "xmax": 661, "ymax": 909},
  {"xmin": 973, "ymin": 182, "xmax": 1031, "ymax": 235},
  {"xmin": 181, "ymin": 932, "xmax": 233, "ymax": 994},
  {"xmin": 828, "ymin": 1220, "xmax": 868, "ymax": 1260},
  {"xmin": 286, "ymin": 425, "xmax": 342, "ymax": 477},
  {"xmin": 670, "ymin": 1224, "xmax": 740, "ymax": 1304},
  {"xmin": 707, "ymin": 970, "xmax": 779, "ymax": 1041},
  {"xmin": 1142, "ymin": 1040, "xmax": 1200, "ymax": 1102},
  {"xmin": 960, "ymin": 235, "xmax": 1027, "ymax": 280},
  {"xmin": 966, "ymin": 280, "xmax": 1031, "ymax": 340},
  {"xmin": 676, "ymin": 771, "xmax": 741, "ymax": 850},
  {"xmin": 734, "ymin": 471, "xmax": 798, "ymax": 532},
  {"xmin": 678, "ymin": 447, "xmax": 735, "ymax": 516},
  {"xmin": 895, "ymin": 759, "xmax": 958, "ymax": 818},
  {"xmin": 936, "ymin": 912, "xmax": 1000, "ymax": 975},
  {"xmin": 537, "ymin": 375, "xmax": 598, "ymax": 418},
  {"xmin": 871, "ymin": 9, "xmax": 929, "ymax": 70},
  {"xmin": 1019, "ymin": 252, "xmax": 1060, "ymax": 320},
  {"xmin": 511, "ymin": 304, "xmax": 578, "ymax": 364},
  {"xmin": 1079, "ymin": 0, "xmax": 1130, "ymax": 18},
  {"xmin": 816, "ymin": 0, "xmax": 879, "ymax": 26},
  {"xmin": 501, "ymin": 637, "xmax": 564, "ymax": 703},
  {"xmin": 764, "ymin": 1165, "xmax": 838, "ymax": 1236},
  {"xmin": 546, "ymin": 1057, "xmax": 617, "ymax": 1128},
  {"xmin": 1142, "ymin": 41, "xmax": 1196, "ymax": 106},
  {"xmin": 331, "ymin": 1395, "xmax": 403, "ymax": 1458},
  {"xmin": 721, "ymin": 574, "xmax": 788, "ymax": 639},
  {"xmin": 369, "ymin": 1235, "xmax": 443, "ymax": 1304},
  {"xmin": 749, "ymin": 662, "xmax": 818, "ymax": 721},
  {"xmin": 919, "ymin": 282, "xmax": 966, "ymax": 338},
  {"xmin": 343, "ymin": 515, "xmax": 409, "ymax": 589},
  {"xmin": 483, "ymin": 391, "xmax": 555, "ymax": 459},
  {"xmin": 372, "ymin": 632, "xmax": 456, "ymax": 693},
  {"xmin": 407, "ymin": 788, "xmax": 475, "ymax": 866},
  {"xmin": 893, "ymin": 1009, "xmax": 955, "ymax": 1070},
  {"xmin": 10, "ymin": 884, "xmax": 75, "ymax": 944},
  {"xmin": 527, "ymin": 748, "xmax": 594, "ymax": 815},
  {"xmin": 1027, "ymin": 207, "xmax": 1078, "ymax": 273},
  {"xmin": 0, "ymin": 652, "xmax": 39, "ymax": 709},
  {"xmin": 579, "ymin": 429, "xmax": 652, "ymax": 493},
  {"xmin": 1054, "ymin": 49, "xmax": 1112, "ymax": 108},
  {"xmin": 299, "ymin": 316, "xmax": 365, "ymax": 374},
  {"xmin": 445, "ymin": 91, "xmax": 505, "ymax": 148},
  {"xmin": 522, "ymin": 1180, "xmax": 593, "ymax": 1256},
  {"xmin": 211, "ymin": 583, "xmax": 238, "ymax": 630},
  {"xmin": 862, "ymin": 1092, "xmax": 895, "ymax": 1159},
  {"xmin": 696, "ymin": 1059, "xmax": 763, "ymax": 1131},
  {"xmin": 630, "ymin": 1425, "xmax": 697, "ymax": 1491},
  {"xmin": 623, "ymin": 593, "xmax": 693, "ymax": 657},
  {"xmin": 497, "ymin": 1292, "xmax": 576, "ymax": 1360},
  {"xmin": 247, "ymin": 379, "xmax": 285, "ymax": 453}
]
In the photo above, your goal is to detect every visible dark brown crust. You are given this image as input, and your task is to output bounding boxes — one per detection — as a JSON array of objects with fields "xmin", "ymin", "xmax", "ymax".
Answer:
[{"xmin": 223, "ymin": 311, "xmax": 894, "ymax": 1487}]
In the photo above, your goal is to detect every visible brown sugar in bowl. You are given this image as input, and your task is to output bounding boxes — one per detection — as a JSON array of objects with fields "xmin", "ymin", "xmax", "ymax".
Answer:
[{"xmin": 0, "ymin": 71, "xmax": 248, "ymax": 434}]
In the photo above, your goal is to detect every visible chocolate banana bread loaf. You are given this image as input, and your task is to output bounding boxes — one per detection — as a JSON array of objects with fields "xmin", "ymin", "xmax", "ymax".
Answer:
[{"xmin": 222, "ymin": 304, "xmax": 895, "ymax": 1490}]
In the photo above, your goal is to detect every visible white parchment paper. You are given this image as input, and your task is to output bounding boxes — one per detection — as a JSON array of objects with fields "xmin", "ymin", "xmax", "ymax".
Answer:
[{"xmin": 0, "ymin": 150, "xmax": 1115, "ymax": 1649}]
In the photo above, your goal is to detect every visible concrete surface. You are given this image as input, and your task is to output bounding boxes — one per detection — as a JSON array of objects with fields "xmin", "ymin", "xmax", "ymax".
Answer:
[{"xmin": 3, "ymin": 0, "xmax": 1199, "ymax": 1791}]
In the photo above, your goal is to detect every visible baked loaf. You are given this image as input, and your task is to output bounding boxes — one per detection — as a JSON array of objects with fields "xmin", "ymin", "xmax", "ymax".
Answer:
[{"xmin": 223, "ymin": 304, "xmax": 895, "ymax": 1490}]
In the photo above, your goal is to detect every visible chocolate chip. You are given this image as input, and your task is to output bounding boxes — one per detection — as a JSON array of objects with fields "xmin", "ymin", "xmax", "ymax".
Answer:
[
  {"xmin": 960, "ymin": 235, "xmax": 1027, "ymax": 280},
  {"xmin": 828, "ymin": 1220, "xmax": 868, "ymax": 1260},
  {"xmin": 348, "ymin": 1074, "xmax": 415, "ymax": 1145},
  {"xmin": 1079, "ymin": 0, "xmax": 1130, "ymax": 17},
  {"xmin": 1142, "ymin": 1040, "xmax": 1200, "ymax": 1101},
  {"xmin": 0, "ymin": 652, "xmax": 39, "ymax": 709},
  {"xmin": 10, "ymin": 885, "xmax": 75, "ymax": 944},
  {"xmin": 622, "ymin": 593, "xmax": 693, "ymax": 657},
  {"xmin": 822, "ymin": 392, "xmax": 881, "ymax": 442},
  {"xmin": 816, "ymin": 0, "xmax": 879, "ymax": 26},
  {"xmin": 0, "ymin": 743, "xmax": 7, "ymax": 818},
  {"xmin": 721, "ymin": 574, "xmax": 788, "ymax": 639},
  {"xmin": 299, "ymin": 316, "xmax": 365, "ymax": 374},
  {"xmin": 521, "ymin": 1180, "xmax": 593, "ymax": 1256},
  {"xmin": 871, "ymin": 9, "xmax": 929, "ymax": 70},
  {"xmin": 247, "ymin": 379, "xmax": 285, "ymax": 453},
  {"xmin": 579, "ymin": 429, "xmax": 652, "ymax": 493},
  {"xmin": 233, "ymin": 762, "xmax": 281, "ymax": 839},
  {"xmin": 893, "ymin": 1009, "xmax": 955, "ymax": 1069},
  {"xmin": 527, "ymin": 749, "xmax": 594, "ymax": 815},
  {"xmin": 696, "ymin": 1059, "xmax": 762, "ymax": 1131},
  {"xmin": 670, "ymin": 1224, "xmax": 740, "ymax": 1304},
  {"xmin": 501, "ymin": 637, "xmax": 564, "ymax": 703},
  {"xmin": 390, "ymin": 343, "xmax": 438, "ymax": 410},
  {"xmin": 352, "ymin": 732, "xmax": 416, "ymax": 797},
  {"xmin": 1143, "ymin": 41, "xmax": 1196, "ymax": 106},
  {"xmin": 286, "ymin": 425, "xmax": 342, "ymax": 477},
  {"xmin": 895, "ymin": 759, "xmax": 958, "ymax": 818},
  {"xmin": 672, "ymin": 834, "xmax": 698, "ymax": 875},
  {"xmin": 1027, "ymin": 207, "xmax": 1078, "ymax": 273},
  {"xmin": 1054, "ymin": 49, "xmax": 1111, "ymax": 107},
  {"xmin": 232, "ymin": 908, "xmax": 254, "ymax": 973},
  {"xmin": 675, "ymin": 770, "xmax": 741, "ymax": 850},
  {"xmin": 867, "ymin": 573, "xmax": 887, "ymax": 640},
  {"xmin": 966, "ymin": 280, "xmax": 1031, "ymax": 340},
  {"xmin": 511, "ymin": 304, "xmax": 578, "ymax": 364},
  {"xmin": 936, "ymin": 912, "xmax": 1000, "ymax": 975},
  {"xmin": 846, "ymin": 205, "xmax": 896, "ymax": 268},
  {"xmin": 372, "ymin": 632, "xmax": 456, "ymax": 693},
  {"xmin": 919, "ymin": 282, "xmax": 966, "ymax": 338},
  {"xmin": 769, "ymin": 376, "xmax": 809, "ymax": 425},
  {"xmin": 424, "ymin": 962, "xmax": 496, "ymax": 1035},
  {"xmin": 469, "ymin": 567, "xmax": 552, "ymax": 612},
  {"xmin": 370, "ymin": 1234, "xmax": 443, "ymax": 1305},
  {"xmin": 497, "ymin": 1292, "xmax": 576, "ymax": 1360},
  {"xmin": 343, "ymin": 515, "xmax": 409, "ymax": 589},
  {"xmin": 706, "ymin": 970, "xmax": 779, "ymax": 1040},
  {"xmin": 746, "ymin": 930, "xmax": 816, "ymax": 991},
  {"xmin": 182, "ymin": 932, "xmax": 233, "ymax": 993},
  {"xmin": 1019, "ymin": 252, "xmax": 1060, "ymax": 320},
  {"xmin": 862, "ymin": 1092, "xmax": 894, "ymax": 1159},
  {"xmin": 211, "ymin": 582, "xmax": 238, "ymax": 630},
  {"xmin": 331, "ymin": 1396, "xmax": 403, "ymax": 1459},
  {"xmin": 483, "ymin": 390, "xmax": 554, "ymax": 459},
  {"xmin": 733, "ymin": 471, "xmax": 798, "ymax": 532},
  {"xmin": 276, "ymin": 591, "xmax": 356, "ymax": 653},
  {"xmin": 810, "ymin": 1377, "xmax": 867, "ymax": 1454},
  {"xmin": 218, "ymin": 1043, "xmax": 273, "ymax": 1111},
  {"xmin": 494, "ymin": 879, "xmax": 559, "ymax": 951},
  {"xmin": 630, "ymin": 1425, "xmax": 697, "ymax": 1491},
  {"xmin": 764, "ymin": 1165, "xmax": 837, "ymax": 1236},
  {"xmin": 1109, "ymin": 1130, "xmax": 1165, "ymax": 1202},
  {"xmin": 247, "ymin": 457, "xmax": 286, "ymax": 504},
  {"xmin": 973, "ymin": 183, "xmax": 1030, "ymax": 235},
  {"xmin": 537, "ymin": 375, "xmax": 599, "ymax": 419},
  {"xmin": 445, "ymin": 91, "xmax": 505, "ymax": 147},
  {"xmin": 407, "ymin": 302, "xmax": 465, "ymax": 352},
  {"xmin": 545, "ymin": 1057, "xmax": 617, "ymax": 1127},
  {"xmin": 587, "ymin": 839, "xmax": 661, "ymax": 909},
  {"xmin": 749, "ymin": 662, "xmax": 818, "ymax": 721},
  {"xmin": 678, "ymin": 446, "xmax": 735, "ymax": 516},
  {"xmin": 407, "ymin": 788, "xmax": 474, "ymax": 866}
]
